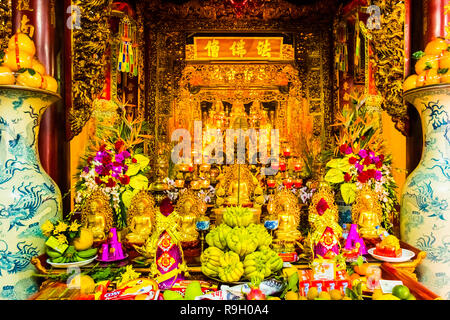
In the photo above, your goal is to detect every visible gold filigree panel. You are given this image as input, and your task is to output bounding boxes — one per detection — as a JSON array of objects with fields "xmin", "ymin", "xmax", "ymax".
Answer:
[
  {"xmin": 0, "ymin": 0, "xmax": 11, "ymax": 51},
  {"xmin": 368, "ymin": 0, "xmax": 406, "ymax": 135}
]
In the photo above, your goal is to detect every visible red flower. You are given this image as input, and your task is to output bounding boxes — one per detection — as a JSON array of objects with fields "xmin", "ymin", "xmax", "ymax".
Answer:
[
  {"xmin": 106, "ymin": 178, "xmax": 116, "ymax": 188},
  {"xmin": 366, "ymin": 169, "xmax": 376, "ymax": 179},
  {"xmin": 344, "ymin": 172, "xmax": 352, "ymax": 182},
  {"xmin": 363, "ymin": 157, "xmax": 372, "ymax": 166},
  {"xmin": 339, "ymin": 144, "xmax": 348, "ymax": 154},
  {"xmin": 115, "ymin": 140, "xmax": 125, "ymax": 152},
  {"xmin": 119, "ymin": 175, "xmax": 130, "ymax": 185},
  {"xmin": 132, "ymin": 158, "xmax": 137, "ymax": 163},
  {"xmin": 349, "ymin": 157, "xmax": 357, "ymax": 164},
  {"xmin": 316, "ymin": 198, "xmax": 330, "ymax": 216},
  {"xmin": 99, "ymin": 144, "xmax": 107, "ymax": 151},
  {"xmin": 375, "ymin": 161, "xmax": 383, "ymax": 168},
  {"xmin": 95, "ymin": 176, "xmax": 103, "ymax": 185},
  {"xmin": 357, "ymin": 171, "xmax": 369, "ymax": 183},
  {"xmin": 379, "ymin": 154, "xmax": 385, "ymax": 162},
  {"xmin": 87, "ymin": 156, "xmax": 93, "ymax": 164},
  {"xmin": 101, "ymin": 153, "xmax": 112, "ymax": 165}
]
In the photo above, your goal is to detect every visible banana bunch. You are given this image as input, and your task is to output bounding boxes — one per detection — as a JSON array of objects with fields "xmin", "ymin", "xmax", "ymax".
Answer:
[
  {"xmin": 217, "ymin": 251, "xmax": 244, "ymax": 283},
  {"xmin": 226, "ymin": 226, "xmax": 258, "ymax": 257},
  {"xmin": 247, "ymin": 223, "xmax": 272, "ymax": 249},
  {"xmin": 260, "ymin": 247, "xmax": 284, "ymax": 272},
  {"xmin": 243, "ymin": 251, "xmax": 272, "ymax": 283},
  {"xmin": 200, "ymin": 247, "xmax": 224, "ymax": 278},
  {"xmin": 223, "ymin": 206, "xmax": 253, "ymax": 227},
  {"xmin": 205, "ymin": 223, "xmax": 232, "ymax": 250},
  {"xmin": 46, "ymin": 245, "xmax": 98, "ymax": 264}
]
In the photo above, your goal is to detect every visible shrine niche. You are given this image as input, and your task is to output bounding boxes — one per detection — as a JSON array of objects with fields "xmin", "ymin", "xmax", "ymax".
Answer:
[{"xmin": 139, "ymin": 0, "xmax": 338, "ymax": 170}]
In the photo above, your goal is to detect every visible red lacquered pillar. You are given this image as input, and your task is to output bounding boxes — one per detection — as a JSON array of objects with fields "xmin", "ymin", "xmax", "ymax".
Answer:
[
  {"xmin": 423, "ymin": 0, "xmax": 446, "ymax": 44},
  {"xmin": 11, "ymin": 0, "xmax": 65, "ymax": 198}
]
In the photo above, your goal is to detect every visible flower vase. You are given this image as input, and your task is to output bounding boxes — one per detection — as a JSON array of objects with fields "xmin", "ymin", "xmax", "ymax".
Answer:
[
  {"xmin": 336, "ymin": 193, "xmax": 353, "ymax": 228},
  {"xmin": 0, "ymin": 85, "xmax": 62, "ymax": 300},
  {"xmin": 401, "ymin": 84, "xmax": 450, "ymax": 299}
]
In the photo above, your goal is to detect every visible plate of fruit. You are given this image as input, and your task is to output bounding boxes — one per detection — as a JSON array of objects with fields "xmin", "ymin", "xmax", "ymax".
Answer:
[
  {"xmin": 367, "ymin": 235, "xmax": 415, "ymax": 263},
  {"xmin": 46, "ymin": 246, "xmax": 98, "ymax": 268}
]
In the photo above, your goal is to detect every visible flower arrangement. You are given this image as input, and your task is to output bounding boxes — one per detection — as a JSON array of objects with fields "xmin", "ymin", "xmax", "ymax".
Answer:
[
  {"xmin": 41, "ymin": 219, "xmax": 82, "ymax": 245},
  {"xmin": 72, "ymin": 109, "xmax": 152, "ymax": 228},
  {"xmin": 324, "ymin": 102, "xmax": 399, "ymax": 232}
]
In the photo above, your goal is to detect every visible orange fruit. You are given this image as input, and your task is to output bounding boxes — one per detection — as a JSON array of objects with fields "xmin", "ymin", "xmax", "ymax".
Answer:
[
  {"xmin": 0, "ymin": 65, "xmax": 15, "ymax": 85},
  {"xmin": 353, "ymin": 263, "xmax": 377, "ymax": 276},
  {"xmin": 425, "ymin": 37, "xmax": 449, "ymax": 56},
  {"xmin": 43, "ymin": 75, "xmax": 58, "ymax": 92},
  {"xmin": 68, "ymin": 274, "xmax": 96, "ymax": 294},
  {"xmin": 330, "ymin": 289, "xmax": 343, "ymax": 300},
  {"xmin": 416, "ymin": 71, "xmax": 426, "ymax": 87},
  {"xmin": 440, "ymin": 70, "xmax": 450, "ymax": 83},
  {"xmin": 439, "ymin": 51, "xmax": 450, "ymax": 69},
  {"xmin": 415, "ymin": 55, "xmax": 439, "ymax": 74},
  {"xmin": 31, "ymin": 58, "xmax": 46, "ymax": 75},
  {"xmin": 3, "ymin": 50, "xmax": 32, "ymax": 71},
  {"xmin": 424, "ymin": 68, "xmax": 440, "ymax": 86},
  {"xmin": 8, "ymin": 33, "xmax": 36, "ymax": 57},
  {"xmin": 318, "ymin": 291, "xmax": 331, "ymax": 300},
  {"xmin": 16, "ymin": 69, "xmax": 46, "ymax": 89},
  {"xmin": 285, "ymin": 291, "xmax": 299, "ymax": 300},
  {"xmin": 403, "ymin": 74, "xmax": 417, "ymax": 92}
]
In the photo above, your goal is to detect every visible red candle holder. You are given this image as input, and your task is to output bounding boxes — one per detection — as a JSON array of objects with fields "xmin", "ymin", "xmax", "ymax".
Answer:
[
  {"xmin": 293, "ymin": 179, "xmax": 303, "ymax": 188},
  {"xmin": 267, "ymin": 179, "xmax": 276, "ymax": 188},
  {"xmin": 279, "ymin": 162, "xmax": 286, "ymax": 172},
  {"xmin": 283, "ymin": 179, "xmax": 293, "ymax": 189},
  {"xmin": 283, "ymin": 149, "xmax": 291, "ymax": 157},
  {"xmin": 294, "ymin": 163, "xmax": 302, "ymax": 171}
]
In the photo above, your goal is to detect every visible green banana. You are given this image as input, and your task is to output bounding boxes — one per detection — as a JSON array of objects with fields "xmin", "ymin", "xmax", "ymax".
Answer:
[
  {"xmin": 77, "ymin": 247, "xmax": 98, "ymax": 259},
  {"xmin": 51, "ymin": 256, "xmax": 65, "ymax": 263},
  {"xmin": 46, "ymin": 247, "xmax": 62, "ymax": 259}
]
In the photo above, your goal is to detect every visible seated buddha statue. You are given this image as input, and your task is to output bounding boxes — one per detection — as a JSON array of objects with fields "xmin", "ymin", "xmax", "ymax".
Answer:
[
  {"xmin": 175, "ymin": 190, "xmax": 205, "ymax": 243},
  {"xmin": 81, "ymin": 189, "xmax": 113, "ymax": 242},
  {"xmin": 268, "ymin": 189, "xmax": 302, "ymax": 249},
  {"xmin": 220, "ymin": 165, "xmax": 254, "ymax": 206},
  {"xmin": 352, "ymin": 186, "xmax": 385, "ymax": 239},
  {"xmin": 126, "ymin": 190, "xmax": 157, "ymax": 244}
]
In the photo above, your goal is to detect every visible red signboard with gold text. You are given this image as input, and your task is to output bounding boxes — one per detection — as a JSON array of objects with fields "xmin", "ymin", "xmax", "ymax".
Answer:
[{"xmin": 193, "ymin": 37, "xmax": 284, "ymax": 61}]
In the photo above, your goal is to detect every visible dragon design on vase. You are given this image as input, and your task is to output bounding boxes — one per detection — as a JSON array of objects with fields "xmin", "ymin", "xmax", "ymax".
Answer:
[{"xmin": 0, "ymin": 240, "xmax": 38, "ymax": 277}]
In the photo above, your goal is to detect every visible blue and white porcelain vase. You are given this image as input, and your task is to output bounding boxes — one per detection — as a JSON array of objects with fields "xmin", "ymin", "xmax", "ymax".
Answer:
[
  {"xmin": 0, "ymin": 85, "xmax": 62, "ymax": 300},
  {"xmin": 401, "ymin": 84, "xmax": 450, "ymax": 299}
]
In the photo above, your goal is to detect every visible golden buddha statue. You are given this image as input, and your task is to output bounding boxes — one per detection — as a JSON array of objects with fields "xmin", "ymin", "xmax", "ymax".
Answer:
[
  {"xmin": 267, "ymin": 189, "xmax": 302, "ymax": 250},
  {"xmin": 229, "ymin": 100, "xmax": 248, "ymax": 129},
  {"xmin": 125, "ymin": 190, "xmax": 157, "ymax": 244},
  {"xmin": 175, "ymin": 189, "xmax": 205, "ymax": 242},
  {"xmin": 352, "ymin": 186, "xmax": 384, "ymax": 239},
  {"xmin": 81, "ymin": 189, "xmax": 114, "ymax": 242}
]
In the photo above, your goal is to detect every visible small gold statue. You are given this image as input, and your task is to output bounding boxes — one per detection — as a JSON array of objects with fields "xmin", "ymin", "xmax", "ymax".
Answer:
[
  {"xmin": 352, "ymin": 186, "xmax": 384, "ymax": 239},
  {"xmin": 307, "ymin": 183, "xmax": 343, "ymax": 257},
  {"xmin": 267, "ymin": 189, "xmax": 302, "ymax": 250},
  {"xmin": 217, "ymin": 164, "xmax": 256, "ymax": 206},
  {"xmin": 81, "ymin": 189, "xmax": 114, "ymax": 242},
  {"xmin": 125, "ymin": 190, "xmax": 157, "ymax": 244},
  {"xmin": 175, "ymin": 189, "xmax": 206, "ymax": 242}
]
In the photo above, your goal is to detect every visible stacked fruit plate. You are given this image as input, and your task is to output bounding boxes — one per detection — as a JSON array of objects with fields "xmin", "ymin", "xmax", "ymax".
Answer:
[
  {"xmin": 46, "ymin": 228, "xmax": 98, "ymax": 268},
  {"xmin": 201, "ymin": 206, "xmax": 283, "ymax": 284},
  {"xmin": 403, "ymin": 37, "xmax": 450, "ymax": 92},
  {"xmin": 0, "ymin": 32, "xmax": 58, "ymax": 92}
]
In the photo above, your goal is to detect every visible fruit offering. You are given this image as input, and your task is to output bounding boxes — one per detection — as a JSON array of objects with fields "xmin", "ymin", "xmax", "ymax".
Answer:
[
  {"xmin": 403, "ymin": 37, "xmax": 450, "ymax": 92},
  {"xmin": 374, "ymin": 235, "xmax": 401, "ymax": 258},
  {"xmin": 47, "ymin": 245, "xmax": 98, "ymax": 264},
  {"xmin": 201, "ymin": 210, "xmax": 282, "ymax": 283},
  {"xmin": 222, "ymin": 206, "xmax": 253, "ymax": 227},
  {"xmin": 0, "ymin": 32, "xmax": 58, "ymax": 92}
]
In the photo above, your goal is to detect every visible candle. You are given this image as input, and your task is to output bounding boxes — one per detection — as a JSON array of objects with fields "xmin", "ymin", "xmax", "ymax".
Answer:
[
  {"xmin": 283, "ymin": 179, "xmax": 293, "ymax": 189},
  {"xmin": 283, "ymin": 148, "xmax": 291, "ymax": 157},
  {"xmin": 294, "ymin": 163, "xmax": 302, "ymax": 171},
  {"xmin": 267, "ymin": 179, "xmax": 276, "ymax": 188},
  {"xmin": 188, "ymin": 164, "xmax": 194, "ymax": 172},
  {"xmin": 179, "ymin": 164, "xmax": 189, "ymax": 172},
  {"xmin": 279, "ymin": 162, "xmax": 286, "ymax": 172},
  {"xmin": 191, "ymin": 180, "xmax": 200, "ymax": 190},
  {"xmin": 174, "ymin": 179, "xmax": 185, "ymax": 188},
  {"xmin": 293, "ymin": 178, "xmax": 303, "ymax": 188}
]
